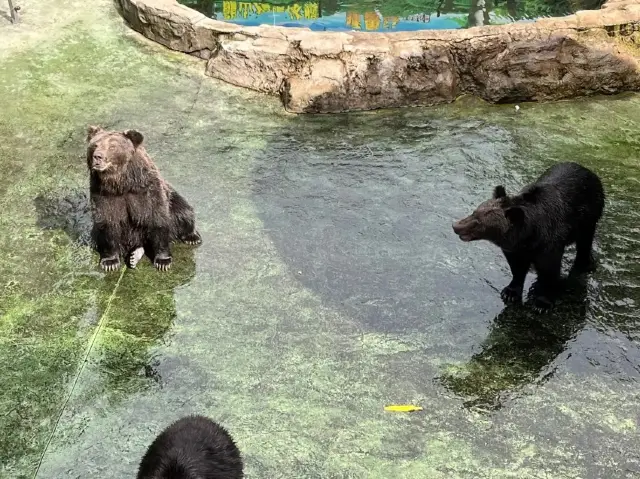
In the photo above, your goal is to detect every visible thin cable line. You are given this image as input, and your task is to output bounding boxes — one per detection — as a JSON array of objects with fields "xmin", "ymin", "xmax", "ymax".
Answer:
[{"xmin": 33, "ymin": 268, "xmax": 126, "ymax": 478}]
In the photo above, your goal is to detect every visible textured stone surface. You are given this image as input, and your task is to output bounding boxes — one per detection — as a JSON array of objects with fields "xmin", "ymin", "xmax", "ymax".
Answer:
[{"xmin": 117, "ymin": 0, "xmax": 640, "ymax": 112}]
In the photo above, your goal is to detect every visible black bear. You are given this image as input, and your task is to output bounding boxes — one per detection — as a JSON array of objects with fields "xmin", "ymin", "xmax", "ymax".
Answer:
[
  {"xmin": 452, "ymin": 162, "xmax": 604, "ymax": 312},
  {"xmin": 137, "ymin": 415, "xmax": 244, "ymax": 479},
  {"xmin": 86, "ymin": 126, "xmax": 202, "ymax": 272}
]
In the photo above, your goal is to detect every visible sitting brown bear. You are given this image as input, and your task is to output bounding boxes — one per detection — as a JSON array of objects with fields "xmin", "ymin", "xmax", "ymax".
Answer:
[{"xmin": 86, "ymin": 126, "xmax": 201, "ymax": 272}]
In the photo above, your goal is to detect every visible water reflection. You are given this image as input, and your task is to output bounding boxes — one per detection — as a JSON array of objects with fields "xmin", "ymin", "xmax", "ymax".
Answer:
[
  {"xmin": 439, "ymin": 275, "xmax": 590, "ymax": 411},
  {"xmin": 180, "ymin": 0, "xmax": 607, "ymax": 31},
  {"xmin": 95, "ymin": 249, "xmax": 196, "ymax": 397}
]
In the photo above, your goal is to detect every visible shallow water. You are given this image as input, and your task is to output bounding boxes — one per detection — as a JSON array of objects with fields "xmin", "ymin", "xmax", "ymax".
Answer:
[
  {"xmin": 179, "ymin": 0, "xmax": 606, "ymax": 31},
  {"xmin": 1, "ymin": 1, "xmax": 640, "ymax": 478}
]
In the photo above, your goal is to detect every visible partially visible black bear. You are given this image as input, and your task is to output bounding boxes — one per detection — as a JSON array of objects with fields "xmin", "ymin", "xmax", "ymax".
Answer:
[
  {"xmin": 86, "ymin": 126, "xmax": 202, "ymax": 272},
  {"xmin": 453, "ymin": 162, "xmax": 604, "ymax": 312},
  {"xmin": 137, "ymin": 415, "xmax": 244, "ymax": 479}
]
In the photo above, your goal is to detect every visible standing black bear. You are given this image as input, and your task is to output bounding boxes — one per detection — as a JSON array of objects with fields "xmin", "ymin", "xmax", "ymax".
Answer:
[
  {"xmin": 86, "ymin": 126, "xmax": 202, "ymax": 272},
  {"xmin": 452, "ymin": 162, "xmax": 604, "ymax": 312},
  {"xmin": 137, "ymin": 415, "xmax": 244, "ymax": 479}
]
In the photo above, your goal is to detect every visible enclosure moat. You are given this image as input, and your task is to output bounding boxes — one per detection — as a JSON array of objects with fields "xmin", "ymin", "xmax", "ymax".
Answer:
[
  {"xmin": 179, "ymin": 0, "xmax": 607, "ymax": 30},
  {"xmin": 2, "ymin": 0, "xmax": 640, "ymax": 477}
]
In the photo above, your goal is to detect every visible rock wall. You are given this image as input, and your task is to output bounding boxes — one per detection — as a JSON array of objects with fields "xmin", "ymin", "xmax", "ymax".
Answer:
[{"xmin": 117, "ymin": 0, "xmax": 640, "ymax": 113}]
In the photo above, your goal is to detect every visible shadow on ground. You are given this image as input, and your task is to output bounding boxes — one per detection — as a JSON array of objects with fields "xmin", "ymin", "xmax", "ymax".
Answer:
[{"xmin": 251, "ymin": 115, "xmax": 523, "ymax": 335}]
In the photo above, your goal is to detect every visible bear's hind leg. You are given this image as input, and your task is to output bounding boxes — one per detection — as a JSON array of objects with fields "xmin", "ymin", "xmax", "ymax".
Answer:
[
  {"xmin": 126, "ymin": 247, "xmax": 145, "ymax": 269},
  {"xmin": 169, "ymin": 189, "xmax": 202, "ymax": 245},
  {"xmin": 572, "ymin": 222, "xmax": 597, "ymax": 274},
  {"xmin": 501, "ymin": 251, "xmax": 530, "ymax": 304},
  {"xmin": 531, "ymin": 248, "xmax": 565, "ymax": 313}
]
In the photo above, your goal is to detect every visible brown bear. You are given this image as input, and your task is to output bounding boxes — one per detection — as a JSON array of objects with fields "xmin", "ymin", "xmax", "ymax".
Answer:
[
  {"xmin": 86, "ymin": 126, "xmax": 201, "ymax": 272},
  {"xmin": 137, "ymin": 415, "xmax": 244, "ymax": 479},
  {"xmin": 452, "ymin": 162, "xmax": 604, "ymax": 312}
]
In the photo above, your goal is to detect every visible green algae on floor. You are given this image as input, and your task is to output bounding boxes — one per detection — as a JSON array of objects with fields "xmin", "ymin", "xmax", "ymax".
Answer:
[
  {"xmin": 0, "ymin": 2, "xmax": 279, "ymax": 475},
  {"xmin": 2, "ymin": 1, "xmax": 640, "ymax": 478}
]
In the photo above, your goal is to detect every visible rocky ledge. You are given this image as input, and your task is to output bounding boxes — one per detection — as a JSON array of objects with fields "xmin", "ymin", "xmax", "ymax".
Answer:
[{"xmin": 117, "ymin": 0, "xmax": 640, "ymax": 113}]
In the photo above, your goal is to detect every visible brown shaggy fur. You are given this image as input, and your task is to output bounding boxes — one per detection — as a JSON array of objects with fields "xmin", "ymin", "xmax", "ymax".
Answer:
[{"xmin": 86, "ymin": 126, "xmax": 201, "ymax": 272}]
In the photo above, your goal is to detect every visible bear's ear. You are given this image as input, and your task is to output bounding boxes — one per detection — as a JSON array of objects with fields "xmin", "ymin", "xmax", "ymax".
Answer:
[
  {"xmin": 493, "ymin": 185, "xmax": 507, "ymax": 199},
  {"xmin": 521, "ymin": 186, "xmax": 540, "ymax": 203},
  {"xmin": 505, "ymin": 206, "xmax": 525, "ymax": 224},
  {"xmin": 123, "ymin": 129, "xmax": 144, "ymax": 148},
  {"xmin": 86, "ymin": 125, "xmax": 104, "ymax": 142}
]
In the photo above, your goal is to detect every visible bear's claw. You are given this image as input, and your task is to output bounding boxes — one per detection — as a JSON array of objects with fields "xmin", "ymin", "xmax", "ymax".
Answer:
[
  {"xmin": 500, "ymin": 286, "xmax": 523, "ymax": 304},
  {"xmin": 100, "ymin": 257, "xmax": 121, "ymax": 272},
  {"xmin": 531, "ymin": 295, "xmax": 553, "ymax": 313},
  {"xmin": 181, "ymin": 231, "xmax": 202, "ymax": 246},
  {"xmin": 154, "ymin": 256, "xmax": 172, "ymax": 271}
]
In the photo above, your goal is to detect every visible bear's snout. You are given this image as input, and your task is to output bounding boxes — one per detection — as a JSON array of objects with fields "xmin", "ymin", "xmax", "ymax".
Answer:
[
  {"xmin": 452, "ymin": 219, "xmax": 467, "ymax": 235},
  {"xmin": 452, "ymin": 217, "xmax": 476, "ymax": 242},
  {"xmin": 91, "ymin": 152, "xmax": 108, "ymax": 170}
]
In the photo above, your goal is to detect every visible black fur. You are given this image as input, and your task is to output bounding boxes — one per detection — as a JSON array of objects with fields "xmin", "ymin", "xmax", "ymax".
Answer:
[
  {"xmin": 453, "ymin": 162, "xmax": 604, "ymax": 312},
  {"xmin": 137, "ymin": 415, "xmax": 244, "ymax": 479},
  {"xmin": 86, "ymin": 126, "xmax": 202, "ymax": 272}
]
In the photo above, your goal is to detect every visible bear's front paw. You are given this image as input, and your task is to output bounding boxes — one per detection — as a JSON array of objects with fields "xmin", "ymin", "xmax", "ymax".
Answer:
[
  {"xmin": 181, "ymin": 231, "xmax": 202, "ymax": 245},
  {"xmin": 571, "ymin": 256, "xmax": 597, "ymax": 275},
  {"xmin": 531, "ymin": 295, "xmax": 553, "ymax": 313},
  {"xmin": 154, "ymin": 255, "xmax": 172, "ymax": 271},
  {"xmin": 500, "ymin": 285, "xmax": 523, "ymax": 304},
  {"xmin": 100, "ymin": 257, "xmax": 121, "ymax": 272}
]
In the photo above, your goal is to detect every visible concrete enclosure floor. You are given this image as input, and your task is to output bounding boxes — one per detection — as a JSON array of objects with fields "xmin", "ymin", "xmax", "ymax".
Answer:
[{"xmin": 1, "ymin": 1, "xmax": 640, "ymax": 477}]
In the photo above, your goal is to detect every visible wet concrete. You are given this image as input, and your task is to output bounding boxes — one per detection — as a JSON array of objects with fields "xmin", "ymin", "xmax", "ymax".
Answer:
[{"xmin": 1, "ymin": 1, "xmax": 640, "ymax": 478}]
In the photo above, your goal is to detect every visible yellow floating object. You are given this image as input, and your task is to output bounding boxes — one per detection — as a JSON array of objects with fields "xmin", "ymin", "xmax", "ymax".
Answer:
[{"xmin": 384, "ymin": 405, "xmax": 423, "ymax": 413}]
